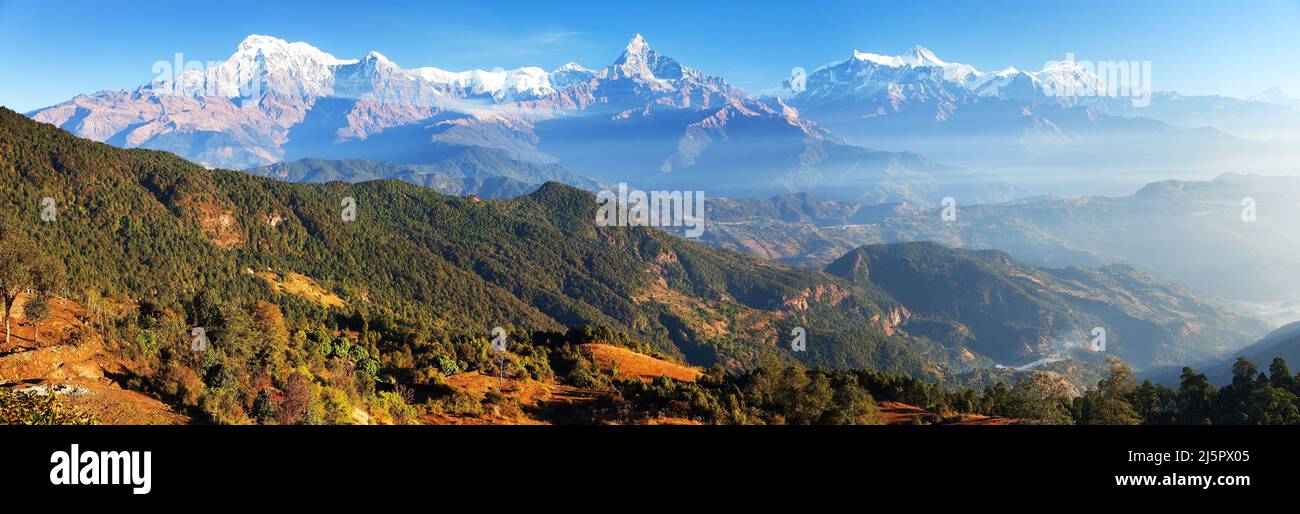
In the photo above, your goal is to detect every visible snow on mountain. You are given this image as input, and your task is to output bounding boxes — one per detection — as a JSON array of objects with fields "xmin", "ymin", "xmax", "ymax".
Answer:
[
  {"xmin": 407, "ymin": 62, "xmax": 596, "ymax": 102},
  {"xmin": 548, "ymin": 62, "xmax": 596, "ymax": 89},
  {"xmin": 600, "ymin": 33, "xmax": 690, "ymax": 88},
  {"xmin": 847, "ymin": 45, "xmax": 980, "ymax": 85},
  {"xmin": 795, "ymin": 45, "xmax": 1122, "ymax": 104},
  {"xmin": 146, "ymin": 34, "xmax": 598, "ymax": 107},
  {"xmin": 1247, "ymin": 87, "xmax": 1300, "ymax": 109},
  {"xmin": 1025, "ymin": 57, "xmax": 1109, "ymax": 105},
  {"xmin": 780, "ymin": 43, "xmax": 1300, "ymax": 198},
  {"xmin": 157, "ymin": 34, "xmax": 357, "ymax": 103}
]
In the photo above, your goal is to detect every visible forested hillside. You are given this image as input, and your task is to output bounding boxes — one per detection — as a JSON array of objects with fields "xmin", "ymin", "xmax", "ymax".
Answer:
[
  {"xmin": 826, "ymin": 243, "xmax": 1266, "ymax": 369},
  {"xmin": 0, "ymin": 107, "xmax": 952, "ymax": 377},
  {"xmin": 249, "ymin": 148, "xmax": 607, "ymax": 199}
]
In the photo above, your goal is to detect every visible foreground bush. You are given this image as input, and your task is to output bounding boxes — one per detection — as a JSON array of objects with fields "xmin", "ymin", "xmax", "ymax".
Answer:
[{"xmin": 0, "ymin": 389, "xmax": 94, "ymax": 425}]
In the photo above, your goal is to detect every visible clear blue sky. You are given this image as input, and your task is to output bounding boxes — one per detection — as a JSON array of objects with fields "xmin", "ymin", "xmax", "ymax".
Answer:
[{"xmin": 2, "ymin": 0, "xmax": 1298, "ymax": 112}]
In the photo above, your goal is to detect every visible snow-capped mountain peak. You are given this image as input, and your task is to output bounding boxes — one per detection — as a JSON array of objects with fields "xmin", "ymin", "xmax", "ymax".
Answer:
[
  {"xmin": 625, "ymin": 33, "xmax": 650, "ymax": 55},
  {"xmin": 1246, "ymin": 86, "xmax": 1300, "ymax": 108},
  {"xmin": 412, "ymin": 66, "xmax": 557, "ymax": 101},
  {"xmin": 609, "ymin": 33, "xmax": 660, "ymax": 81},
  {"xmin": 236, "ymin": 34, "xmax": 279, "ymax": 52},
  {"xmin": 158, "ymin": 34, "xmax": 356, "ymax": 102},
  {"xmin": 554, "ymin": 61, "xmax": 591, "ymax": 72},
  {"xmin": 232, "ymin": 34, "xmax": 353, "ymax": 62},
  {"xmin": 604, "ymin": 33, "xmax": 694, "ymax": 87},
  {"xmin": 798, "ymin": 44, "xmax": 1131, "ymax": 102},
  {"xmin": 1025, "ymin": 56, "xmax": 1106, "ymax": 101},
  {"xmin": 845, "ymin": 45, "xmax": 980, "ymax": 85},
  {"xmin": 898, "ymin": 45, "xmax": 947, "ymax": 67},
  {"xmin": 848, "ymin": 45, "xmax": 950, "ymax": 68},
  {"xmin": 850, "ymin": 50, "xmax": 905, "ymax": 67},
  {"xmin": 548, "ymin": 62, "xmax": 596, "ymax": 90}
]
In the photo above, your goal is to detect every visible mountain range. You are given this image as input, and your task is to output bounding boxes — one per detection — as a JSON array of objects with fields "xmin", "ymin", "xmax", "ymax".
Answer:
[
  {"xmin": 827, "ymin": 242, "xmax": 1266, "ymax": 369},
  {"xmin": 249, "ymin": 148, "xmax": 607, "ymax": 199},
  {"xmin": 699, "ymin": 173, "xmax": 1300, "ymax": 315},
  {"xmin": 23, "ymin": 34, "xmax": 1032, "ymax": 206},
  {"xmin": 781, "ymin": 45, "xmax": 1300, "ymax": 195},
  {"xmin": 30, "ymin": 34, "xmax": 1300, "ymax": 202},
  {"xmin": 1150, "ymin": 321, "xmax": 1300, "ymax": 386}
]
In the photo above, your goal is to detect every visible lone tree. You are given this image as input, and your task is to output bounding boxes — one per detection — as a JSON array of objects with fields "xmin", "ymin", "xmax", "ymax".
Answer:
[{"xmin": 0, "ymin": 229, "xmax": 65, "ymax": 346}]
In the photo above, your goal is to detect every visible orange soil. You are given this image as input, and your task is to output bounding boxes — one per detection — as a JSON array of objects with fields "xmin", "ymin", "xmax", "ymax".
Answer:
[{"xmin": 0, "ymin": 294, "xmax": 189, "ymax": 425}]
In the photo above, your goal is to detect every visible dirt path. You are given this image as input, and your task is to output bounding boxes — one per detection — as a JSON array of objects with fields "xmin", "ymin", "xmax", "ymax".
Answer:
[{"xmin": 0, "ymin": 294, "xmax": 189, "ymax": 425}]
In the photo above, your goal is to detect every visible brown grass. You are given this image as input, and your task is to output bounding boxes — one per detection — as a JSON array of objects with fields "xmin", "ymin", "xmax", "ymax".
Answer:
[
  {"xmin": 580, "ymin": 343, "xmax": 701, "ymax": 382},
  {"xmin": 249, "ymin": 270, "xmax": 346, "ymax": 308},
  {"xmin": 420, "ymin": 371, "xmax": 603, "ymax": 425},
  {"xmin": 878, "ymin": 401, "xmax": 1017, "ymax": 426}
]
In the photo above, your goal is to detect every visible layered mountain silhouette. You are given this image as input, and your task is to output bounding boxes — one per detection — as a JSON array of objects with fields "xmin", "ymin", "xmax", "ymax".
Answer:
[
  {"xmin": 826, "ymin": 242, "xmax": 1266, "ymax": 368},
  {"xmin": 781, "ymin": 45, "xmax": 1300, "ymax": 195}
]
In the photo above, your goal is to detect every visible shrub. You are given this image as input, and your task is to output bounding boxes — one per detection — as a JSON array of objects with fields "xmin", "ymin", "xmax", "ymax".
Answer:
[
  {"xmin": 0, "ymin": 389, "xmax": 94, "ymax": 425},
  {"xmin": 435, "ymin": 354, "xmax": 462, "ymax": 376},
  {"xmin": 375, "ymin": 390, "xmax": 418, "ymax": 424},
  {"xmin": 277, "ymin": 373, "xmax": 314, "ymax": 425},
  {"xmin": 357, "ymin": 357, "xmax": 380, "ymax": 377},
  {"xmin": 252, "ymin": 389, "xmax": 277, "ymax": 424},
  {"xmin": 318, "ymin": 386, "xmax": 353, "ymax": 424},
  {"xmin": 432, "ymin": 391, "xmax": 482, "ymax": 416},
  {"xmin": 154, "ymin": 360, "xmax": 204, "ymax": 407}
]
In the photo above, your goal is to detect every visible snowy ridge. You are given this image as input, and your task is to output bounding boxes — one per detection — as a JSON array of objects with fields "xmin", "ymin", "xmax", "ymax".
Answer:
[
  {"xmin": 158, "ymin": 34, "xmax": 358, "ymax": 101},
  {"xmin": 805, "ymin": 44, "xmax": 1108, "ymax": 101},
  {"xmin": 155, "ymin": 34, "xmax": 595, "ymax": 104}
]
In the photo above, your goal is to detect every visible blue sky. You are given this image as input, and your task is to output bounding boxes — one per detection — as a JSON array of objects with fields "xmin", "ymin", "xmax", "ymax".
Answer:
[{"xmin": 2, "ymin": 0, "xmax": 1298, "ymax": 112}]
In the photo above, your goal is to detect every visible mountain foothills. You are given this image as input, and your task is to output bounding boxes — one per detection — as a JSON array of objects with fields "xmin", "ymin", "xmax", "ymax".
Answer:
[
  {"xmin": 825, "ymin": 243, "xmax": 1266, "ymax": 369},
  {"xmin": 700, "ymin": 174, "xmax": 1300, "ymax": 312},
  {"xmin": 4, "ymin": 108, "xmax": 1295, "ymax": 425},
  {"xmin": 250, "ymin": 148, "xmax": 607, "ymax": 199}
]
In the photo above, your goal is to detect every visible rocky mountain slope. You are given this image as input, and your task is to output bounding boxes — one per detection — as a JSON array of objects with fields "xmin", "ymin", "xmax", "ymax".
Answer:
[{"xmin": 27, "ymin": 34, "xmax": 1017, "ymax": 206}]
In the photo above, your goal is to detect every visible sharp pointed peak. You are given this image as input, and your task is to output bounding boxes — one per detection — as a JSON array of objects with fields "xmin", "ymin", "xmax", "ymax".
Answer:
[
  {"xmin": 624, "ymin": 33, "xmax": 651, "ymax": 54},
  {"xmin": 900, "ymin": 45, "xmax": 945, "ymax": 66}
]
